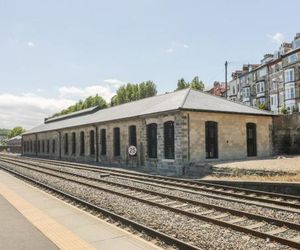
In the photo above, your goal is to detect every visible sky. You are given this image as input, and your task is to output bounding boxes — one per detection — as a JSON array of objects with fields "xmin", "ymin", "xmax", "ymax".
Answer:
[{"xmin": 0, "ymin": 0, "xmax": 299, "ymax": 129}]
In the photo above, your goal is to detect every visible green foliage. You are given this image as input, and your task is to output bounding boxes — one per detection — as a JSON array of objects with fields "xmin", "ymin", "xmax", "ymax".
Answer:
[
  {"xmin": 7, "ymin": 126, "xmax": 26, "ymax": 139},
  {"xmin": 280, "ymin": 106, "xmax": 288, "ymax": 114},
  {"xmin": 176, "ymin": 76, "xmax": 205, "ymax": 91},
  {"xmin": 111, "ymin": 81, "xmax": 157, "ymax": 106},
  {"xmin": 258, "ymin": 103, "xmax": 267, "ymax": 110},
  {"xmin": 53, "ymin": 94, "xmax": 108, "ymax": 117}
]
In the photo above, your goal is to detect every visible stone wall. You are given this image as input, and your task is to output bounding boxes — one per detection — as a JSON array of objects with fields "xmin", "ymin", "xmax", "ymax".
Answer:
[{"xmin": 273, "ymin": 113, "xmax": 300, "ymax": 154}]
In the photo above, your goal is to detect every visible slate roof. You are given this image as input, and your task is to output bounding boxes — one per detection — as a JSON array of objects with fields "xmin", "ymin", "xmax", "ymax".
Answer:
[{"xmin": 24, "ymin": 88, "xmax": 273, "ymax": 135}]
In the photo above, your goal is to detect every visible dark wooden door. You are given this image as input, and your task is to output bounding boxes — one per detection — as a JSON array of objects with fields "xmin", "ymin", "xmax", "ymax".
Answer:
[
  {"xmin": 205, "ymin": 121, "xmax": 218, "ymax": 158},
  {"xmin": 247, "ymin": 123, "xmax": 257, "ymax": 157}
]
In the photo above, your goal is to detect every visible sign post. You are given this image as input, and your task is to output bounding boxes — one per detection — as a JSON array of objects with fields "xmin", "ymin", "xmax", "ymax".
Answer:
[{"xmin": 128, "ymin": 145, "xmax": 137, "ymax": 168}]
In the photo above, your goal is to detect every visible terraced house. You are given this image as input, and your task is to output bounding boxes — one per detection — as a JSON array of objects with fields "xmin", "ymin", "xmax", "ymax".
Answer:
[
  {"xmin": 22, "ymin": 89, "xmax": 273, "ymax": 176},
  {"xmin": 227, "ymin": 33, "xmax": 300, "ymax": 114}
]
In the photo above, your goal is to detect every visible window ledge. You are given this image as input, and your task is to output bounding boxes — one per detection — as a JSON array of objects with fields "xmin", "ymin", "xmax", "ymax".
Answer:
[{"xmin": 162, "ymin": 159, "xmax": 175, "ymax": 162}]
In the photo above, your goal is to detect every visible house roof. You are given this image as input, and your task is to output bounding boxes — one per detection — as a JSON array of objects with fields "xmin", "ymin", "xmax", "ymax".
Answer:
[{"xmin": 23, "ymin": 88, "xmax": 273, "ymax": 135}]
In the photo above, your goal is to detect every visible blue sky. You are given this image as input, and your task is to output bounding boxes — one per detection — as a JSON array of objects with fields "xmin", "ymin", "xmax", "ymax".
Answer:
[{"xmin": 0, "ymin": 0, "xmax": 299, "ymax": 128}]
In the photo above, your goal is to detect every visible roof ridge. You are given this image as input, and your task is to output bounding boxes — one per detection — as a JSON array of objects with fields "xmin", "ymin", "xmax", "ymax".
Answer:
[
  {"xmin": 180, "ymin": 88, "xmax": 191, "ymax": 108},
  {"xmin": 188, "ymin": 88, "xmax": 272, "ymax": 114}
]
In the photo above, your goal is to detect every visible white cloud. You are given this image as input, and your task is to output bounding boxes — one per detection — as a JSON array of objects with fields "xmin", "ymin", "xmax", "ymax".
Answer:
[
  {"xmin": 165, "ymin": 42, "xmax": 189, "ymax": 53},
  {"xmin": 103, "ymin": 79, "xmax": 125, "ymax": 88},
  {"xmin": 58, "ymin": 85, "xmax": 116, "ymax": 102},
  {"xmin": 27, "ymin": 41, "xmax": 35, "ymax": 47},
  {"xmin": 166, "ymin": 47, "xmax": 174, "ymax": 53},
  {"xmin": 268, "ymin": 32, "xmax": 284, "ymax": 45},
  {"xmin": 0, "ymin": 93, "xmax": 74, "ymax": 129}
]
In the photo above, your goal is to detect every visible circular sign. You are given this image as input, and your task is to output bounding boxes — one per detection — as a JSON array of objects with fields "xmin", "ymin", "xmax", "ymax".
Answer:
[{"xmin": 128, "ymin": 145, "xmax": 137, "ymax": 156}]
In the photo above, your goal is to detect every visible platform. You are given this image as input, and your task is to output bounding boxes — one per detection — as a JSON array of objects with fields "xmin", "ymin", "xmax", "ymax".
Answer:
[{"xmin": 0, "ymin": 169, "xmax": 161, "ymax": 250}]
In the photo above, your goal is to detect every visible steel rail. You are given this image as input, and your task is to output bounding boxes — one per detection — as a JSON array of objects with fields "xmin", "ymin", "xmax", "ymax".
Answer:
[{"xmin": 1, "ymin": 160, "xmax": 300, "ymax": 249}]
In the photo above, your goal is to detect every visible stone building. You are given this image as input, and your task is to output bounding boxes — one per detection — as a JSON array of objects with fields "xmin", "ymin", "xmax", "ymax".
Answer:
[
  {"xmin": 22, "ymin": 89, "xmax": 273, "ymax": 176},
  {"xmin": 226, "ymin": 33, "xmax": 300, "ymax": 114},
  {"xmin": 6, "ymin": 135, "xmax": 22, "ymax": 153}
]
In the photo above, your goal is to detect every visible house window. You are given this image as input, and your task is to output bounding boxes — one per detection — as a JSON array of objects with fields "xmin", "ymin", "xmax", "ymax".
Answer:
[
  {"xmin": 285, "ymin": 69, "xmax": 295, "ymax": 83},
  {"xmin": 72, "ymin": 132, "xmax": 76, "ymax": 155},
  {"xmin": 205, "ymin": 121, "xmax": 218, "ymax": 159},
  {"xmin": 80, "ymin": 131, "xmax": 85, "ymax": 155},
  {"xmin": 100, "ymin": 129, "xmax": 106, "ymax": 156},
  {"xmin": 129, "ymin": 125, "xmax": 137, "ymax": 146},
  {"xmin": 64, "ymin": 133, "xmax": 68, "ymax": 155},
  {"xmin": 256, "ymin": 81, "xmax": 265, "ymax": 93},
  {"xmin": 113, "ymin": 127, "xmax": 120, "ymax": 156},
  {"xmin": 147, "ymin": 123, "xmax": 157, "ymax": 158},
  {"xmin": 287, "ymin": 53, "xmax": 298, "ymax": 64},
  {"xmin": 52, "ymin": 139, "xmax": 55, "ymax": 153},
  {"xmin": 285, "ymin": 83, "xmax": 295, "ymax": 100},
  {"xmin": 164, "ymin": 121, "xmax": 175, "ymax": 159},
  {"xmin": 90, "ymin": 130, "xmax": 95, "ymax": 155}
]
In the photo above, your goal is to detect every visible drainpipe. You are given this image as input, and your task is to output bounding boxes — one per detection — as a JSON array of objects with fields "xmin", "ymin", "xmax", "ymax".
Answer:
[
  {"xmin": 93, "ymin": 125, "xmax": 99, "ymax": 163},
  {"xmin": 187, "ymin": 113, "xmax": 190, "ymax": 162}
]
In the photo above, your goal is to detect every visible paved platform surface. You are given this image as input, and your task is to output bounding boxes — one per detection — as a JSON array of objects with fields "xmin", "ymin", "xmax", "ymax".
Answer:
[{"xmin": 0, "ymin": 169, "xmax": 161, "ymax": 250}]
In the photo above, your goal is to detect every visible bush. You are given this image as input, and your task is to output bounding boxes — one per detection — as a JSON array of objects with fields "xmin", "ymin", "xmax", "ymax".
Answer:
[{"xmin": 280, "ymin": 106, "xmax": 288, "ymax": 114}]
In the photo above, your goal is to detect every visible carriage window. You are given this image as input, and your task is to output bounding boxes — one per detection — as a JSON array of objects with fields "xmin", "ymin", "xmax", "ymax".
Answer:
[
  {"xmin": 113, "ymin": 127, "xmax": 120, "ymax": 156},
  {"xmin": 100, "ymin": 129, "xmax": 106, "ymax": 156},
  {"xmin": 147, "ymin": 123, "xmax": 157, "ymax": 158},
  {"xmin": 80, "ymin": 131, "xmax": 85, "ymax": 155},
  {"xmin": 64, "ymin": 133, "xmax": 69, "ymax": 155},
  {"xmin": 164, "ymin": 121, "xmax": 175, "ymax": 159},
  {"xmin": 205, "ymin": 121, "xmax": 218, "ymax": 159},
  {"xmin": 72, "ymin": 132, "xmax": 76, "ymax": 155},
  {"xmin": 129, "ymin": 125, "xmax": 137, "ymax": 146},
  {"xmin": 90, "ymin": 130, "xmax": 95, "ymax": 155},
  {"xmin": 52, "ymin": 139, "xmax": 55, "ymax": 153}
]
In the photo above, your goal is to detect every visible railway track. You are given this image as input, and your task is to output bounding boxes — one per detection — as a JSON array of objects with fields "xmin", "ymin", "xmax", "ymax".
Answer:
[
  {"xmin": 1, "ymin": 157, "xmax": 300, "ymax": 249},
  {"xmin": 3, "ymin": 155, "xmax": 300, "ymax": 212}
]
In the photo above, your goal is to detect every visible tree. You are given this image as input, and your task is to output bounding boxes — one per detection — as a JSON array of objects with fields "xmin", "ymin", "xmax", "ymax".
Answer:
[
  {"xmin": 176, "ymin": 78, "xmax": 188, "ymax": 90},
  {"xmin": 112, "ymin": 81, "xmax": 157, "ymax": 105},
  {"xmin": 176, "ymin": 76, "xmax": 205, "ymax": 91},
  {"xmin": 7, "ymin": 127, "xmax": 26, "ymax": 138},
  {"xmin": 53, "ymin": 95, "xmax": 108, "ymax": 117},
  {"xmin": 190, "ymin": 76, "xmax": 204, "ymax": 91}
]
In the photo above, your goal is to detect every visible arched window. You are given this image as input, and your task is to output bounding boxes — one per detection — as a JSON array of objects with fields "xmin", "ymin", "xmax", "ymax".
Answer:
[
  {"xmin": 72, "ymin": 132, "xmax": 76, "ymax": 155},
  {"xmin": 23, "ymin": 141, "xmax": 27, "ymax": 152},
  {"xmin": 205, "ymin": 121, "xmax": 218, "ymax": 159},
  {"xmin": 47, "ymin": 140, "xmax": 50, "ymax": 153},
  {"xmin": 34, "ymin": 141, "xmax": 37, "ymax": 153},
  {"xmin": 42, "ymin": 140, "xmax": 45, "ymax": 153},
  {"xmin": 90, "ymin": 130, "xmax": 95, "ymax": 155},
  {"xmin": 129, "ymin": 125, "xmax": 137, "ymax": 146},
  {"xmin": 147, "ymin": 123, "xmax": 157, "ymax": 158},
  {"xmin": 113, "ymin": 127, "xmax": 120, "ymax": 156},
  {"xmin": 246, "ymin": 123, "xmax": 257, "ymax": 156},
  {"xmin": 80, "ymin": 131, "xmax": 85, "ymax": 155},
  {"xmin": 64, "ymin": 133, "xmax": 69, "ymax": 155},
  {"xmin": 52, "ymin": 139, "xmax": 55, "ymax": 153},
  {"xmin": 164, "ymin": 121, "xmax": 174, "ymax": 159},
  {"xmin": 100, "ymin": 129, "xmax": 106, "ymax": 156},
  {"xmin": 37, "ymin": 141, "xmax": 40, "ymax": 153}
]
